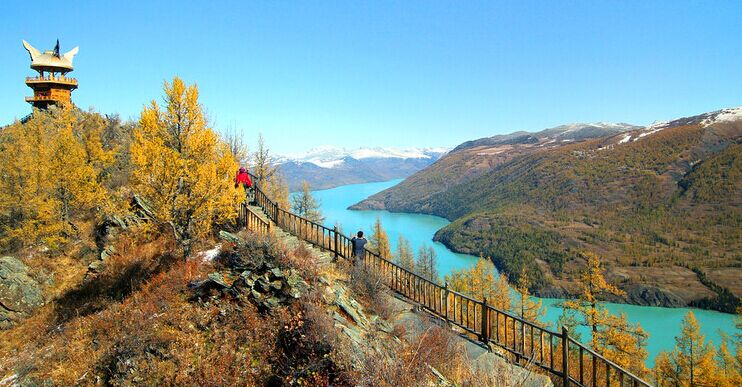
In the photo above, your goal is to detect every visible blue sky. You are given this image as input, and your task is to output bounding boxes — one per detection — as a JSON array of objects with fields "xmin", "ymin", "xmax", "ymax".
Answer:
[{"xmin": 1, "ymin": 1, "xmax": 740, "ymax": 154}]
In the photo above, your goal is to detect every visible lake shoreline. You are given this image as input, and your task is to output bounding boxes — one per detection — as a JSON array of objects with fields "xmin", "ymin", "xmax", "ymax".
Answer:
[{"xmin": 342, "ymin": 179, "xmax": 737, "ymax": 315}]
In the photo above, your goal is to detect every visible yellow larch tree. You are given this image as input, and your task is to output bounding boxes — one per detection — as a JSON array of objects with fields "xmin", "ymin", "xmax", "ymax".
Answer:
[
  {"xmin": 445, "ymin": 256, "xmax": 510, "ymax": 311},
  {"xmin": 415, "ymin": 244, "xmax": 440, "ymax": 283},
  {"xmin": 394, "ymin": 235, "xmax": 415, "ymax": 271},
  {"xmin": 250, "ymin": 133, "xmax": 289, "ymax": 209},
  {"xmin": 130, "ymin": 77, "xmax": 239, "ymax": 256},
  {"xmin": 291, "ymin": 181, "xmax": 324, "ymax": 222},
  {"xmin": 0, "ymin": 106, "xmax": 112, "ymax": 250},
  {"xmin": 369, "ymin": 216, "xmax": 392, "ymax": 258},
  {"xmin": 716, "ymin": 337, "xmax": 741, "ymax": 386},
  {"xmin": 654, "ymin": 311, "xmax": 718, "ymax": 386},
  {"xmin": 515, "ymin": 267, "xmax": 545, "ymax": 325},
  {"xmin": 560, "ymin": 252, "xmax": 648, "ymax": 376}
]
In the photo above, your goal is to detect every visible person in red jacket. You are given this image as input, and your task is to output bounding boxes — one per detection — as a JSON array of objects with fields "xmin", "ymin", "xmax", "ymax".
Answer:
[{"xmin": 235, "ymin": 167, "xmax": 253, "ymax": 201}]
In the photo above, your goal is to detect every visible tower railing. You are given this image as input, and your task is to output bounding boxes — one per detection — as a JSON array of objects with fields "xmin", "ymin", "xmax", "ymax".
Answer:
[
  {"xmin": 243, "ymin": 172, "xmax": 652, "ymax": 387},
  {"xmin": 25, "ymin": 75, "xmax": 78, "ymax": 86},
  {"xmin": 25, "ymin": 95, "xmax": 64, "ymax": 102}
]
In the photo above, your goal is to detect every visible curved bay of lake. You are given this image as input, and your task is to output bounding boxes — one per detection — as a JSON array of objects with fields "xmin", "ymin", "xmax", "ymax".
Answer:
[{"xmin": 307, "ymin": 179, "xmax": 736, "ymax": 366}]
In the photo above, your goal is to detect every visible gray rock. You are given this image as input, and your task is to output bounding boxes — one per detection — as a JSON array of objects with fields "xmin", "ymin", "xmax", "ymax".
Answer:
[
  {"xmin": 0, "ymin": 257, "xmax": 44, "ymax": 329},
  {"xmin": 218, "ymin": 231, "xmax": 244, "ymax": 247},
  {"xmin": 207, "ymin": 272, "xmax": 239, "ymax": 288},
  {"xmin": 264, "ymin": 297, "xmax": 281, "ymax": 309},
  {"xmin": 624, "ymin": 284, "xmax": 685, "ymax": 307},
  {"xmin": 132, "ymin": 194, "xmax": 155, "ymax": 219},
  {"xmin": 334, "ymin": 287, "xmax": 369, "ymax": 328},
  {"xmin": 336, "ymin": 322, "xmax": 364, "ymax": 346},
  {"xmin": 285, "ymin": 271, "xmax": 308, "ymax": 298},
  {"xmin": 100, "ymin": 245, "xmax": 117, "ymax": 261},
  {"xmin": 87, "ymin": 259, "xmax": 105, "ymax": 274}
]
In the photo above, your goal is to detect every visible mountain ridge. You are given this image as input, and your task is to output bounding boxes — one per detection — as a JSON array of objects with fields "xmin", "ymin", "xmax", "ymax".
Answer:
[
  {"xmin": 351, "ymin": 107, "xmax": 742, "ymax": 312},
  {"xmin": 277, "ymin": 146, "xmax": 449, "ymax": 191}
]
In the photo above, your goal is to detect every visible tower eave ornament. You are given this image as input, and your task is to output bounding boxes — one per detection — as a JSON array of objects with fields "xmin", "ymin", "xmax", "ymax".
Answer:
[{"xmin": 22, "ymin": 39, "xmax": 79, "ymax": 70}]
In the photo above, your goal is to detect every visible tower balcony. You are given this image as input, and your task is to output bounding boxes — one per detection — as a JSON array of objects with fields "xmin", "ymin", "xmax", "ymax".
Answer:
[
  {"xmin": 25, "ymin": 95, "xmax": 62, "ymax": 102},
  {"xmin": 25, "ymin": 75, "xmax": 78, "ymax": 87}
]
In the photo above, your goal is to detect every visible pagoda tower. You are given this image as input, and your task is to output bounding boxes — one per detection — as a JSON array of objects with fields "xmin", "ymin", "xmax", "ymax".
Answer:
[{"xmin": 22, "ymin": 40, "xmax": 79, "ymax": 109}]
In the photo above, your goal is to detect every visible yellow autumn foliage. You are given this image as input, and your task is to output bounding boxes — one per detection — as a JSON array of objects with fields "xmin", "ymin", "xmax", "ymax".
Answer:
[
  {"xmin": 0, "ymin": 106, "xmax": 112, "ymax": 249},
  {"xmin": 560, "ymin": 252, "xmax": 648, "ymax": 376},
  {"xmin": 445, "ymin": 256, "xmax": 510, "ymax": 311},
  {"xmin": 654, "ymin": 311, "xmax": 720, "ymax": 386},
  {"xmin": 370, "ymin": 216, "xmax": 392, "ymax": 258},
  {"xmin": 514, "ymin": 267, "xmax": 545, "ymax": 325},
  {"xmin": 130, "ymin": 77, "xmax": 239, "ymax": 254}
]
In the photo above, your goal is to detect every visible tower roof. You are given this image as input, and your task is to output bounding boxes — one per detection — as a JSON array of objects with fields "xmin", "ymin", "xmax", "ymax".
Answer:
[{"xmin": 22, "ymin": 40, "xmax": 78, "ymax": 72}]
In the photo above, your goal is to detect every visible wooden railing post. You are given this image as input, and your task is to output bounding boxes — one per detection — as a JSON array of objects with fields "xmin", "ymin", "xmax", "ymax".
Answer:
[
  {"xmin": 562, "ymin": 326, "xmax": 570, "ymax": 387},
  {"xmin": 480, "ymin": 297, "xmax": 489, "ymax": 347},
  {"xmin": 333, "ymin": 226, "xmax": 339, "ymax": 261},
  {"xmin": 443, "ymin": 282, "xmax": 449, "ymax": 323}
]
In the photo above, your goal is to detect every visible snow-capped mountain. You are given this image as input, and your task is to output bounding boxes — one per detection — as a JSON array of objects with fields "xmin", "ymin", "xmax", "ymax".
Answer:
[
  {"xmin": 278, "ymin": 146, "xmax": 449, "ymax": 169},
  {"xmin": 605, "ymin": 106, "xmax": 742, "ymax": 146},
  {"xmin": 277, "ymin": 146, "xmax": 450, "ymax": 191},
  {"xmin": 453, "ymin": 122, "xmax": 640, "ymax": 151}
]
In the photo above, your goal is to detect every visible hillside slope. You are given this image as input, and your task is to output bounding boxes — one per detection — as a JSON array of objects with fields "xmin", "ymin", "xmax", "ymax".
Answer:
[
  {"xmin": 352, "ymin": 109, "xmax": 742, "ymax": 311},
  {"xmin": 352, "ymin": 123, "xmax": 637, "ymax": 213}
]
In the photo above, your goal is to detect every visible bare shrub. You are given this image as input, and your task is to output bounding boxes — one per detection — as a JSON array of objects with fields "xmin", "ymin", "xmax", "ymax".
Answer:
[
  {"xmin": 280, "ymin": 243, "xmax": 320, "ymax": 279},
  {"xmin": 356, "ymin": 323, "xmax": 457, "ymax": 386},
  {"xmin": 349, "ymin": 260, "xmax": 394, "ymax": 319}
]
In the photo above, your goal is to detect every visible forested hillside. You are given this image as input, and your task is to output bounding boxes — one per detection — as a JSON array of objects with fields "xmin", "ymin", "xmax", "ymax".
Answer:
[{"xmin": 353, "ymin": 109, "xmax": 742, "ymax": 311}]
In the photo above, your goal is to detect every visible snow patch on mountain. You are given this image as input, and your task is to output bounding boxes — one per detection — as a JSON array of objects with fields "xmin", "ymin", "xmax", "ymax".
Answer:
[
  {"xmin": 701, "ymin": 107, "xmax": 742, "ymax": 127},
  {"xmin": 618, "ymin": 134, "xmax": 632, "ymax": 144},
  {"xmin": 278, "ymin": 146, "xmax": 449, "ymax": 169}
]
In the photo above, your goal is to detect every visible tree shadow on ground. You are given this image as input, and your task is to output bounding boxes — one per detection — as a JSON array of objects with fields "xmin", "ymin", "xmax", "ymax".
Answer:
[{"xmin": 53, "ymin": 251, "xmax": 179, "ymax": 325}]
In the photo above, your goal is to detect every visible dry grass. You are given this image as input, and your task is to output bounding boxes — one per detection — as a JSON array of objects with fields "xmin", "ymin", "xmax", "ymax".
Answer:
[
  {"xmin": 348, "ymin": 260, "xmax": 396, "ymax": 320},
  {"xmin": 0, "ymin": 231, "xmax": 357, "ymax": 386}
]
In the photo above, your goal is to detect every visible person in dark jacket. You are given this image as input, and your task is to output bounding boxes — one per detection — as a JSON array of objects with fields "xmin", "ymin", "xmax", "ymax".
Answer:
[
  {"xmin": 235, "ymin": 167, "xmax": 253, "ymax": 201},
  {"xmin": 351, "ymin": 231, "xmax": 367, "ymax": 260}
]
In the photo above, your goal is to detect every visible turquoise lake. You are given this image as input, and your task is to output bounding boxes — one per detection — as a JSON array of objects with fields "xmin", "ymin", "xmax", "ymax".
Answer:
[{"xmin": 306, "ymin": 179, "xmax": 737, "ymax": 366}]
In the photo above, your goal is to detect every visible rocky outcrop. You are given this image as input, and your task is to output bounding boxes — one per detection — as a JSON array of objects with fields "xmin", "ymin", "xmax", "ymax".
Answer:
[
  {"xmin": 623, "ymin": 284, "xmax": 685, "ymax": 307},
  {"xmin": 88, "ymin": 195, "xmax": 156, "ymax": 276},
  {"xmin": 191, "ymin": 264, "xmax": 309, "ymax": 311},
  {"xmin": 0, "ymin": 256, "xmax": 44, "ymax": 329},
  {"xmin": 190, "ymin": 232, "xmax": 309, "ymax": 311}
]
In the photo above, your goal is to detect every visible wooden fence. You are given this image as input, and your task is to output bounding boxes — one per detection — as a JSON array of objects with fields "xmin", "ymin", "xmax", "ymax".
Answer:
[
  {"xmin": 238, "ymin": 202, "xmax": 271, "ymax": 235},
  {"xmin": 244, "ymin": 174, "xmax": 652, "ymax": 387}
]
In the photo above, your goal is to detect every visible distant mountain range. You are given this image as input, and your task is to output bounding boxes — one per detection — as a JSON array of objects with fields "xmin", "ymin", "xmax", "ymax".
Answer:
[
  {"xmin": 453, "ymin": 122, "xmax": 642, "ymax": 151},
  {"xmin": 352, "ymin": 108, "xmax": 742, "ymax": 312},
  {"xmin": 277, "ymin": 146, "xmax": 449, "ymax": 191}
]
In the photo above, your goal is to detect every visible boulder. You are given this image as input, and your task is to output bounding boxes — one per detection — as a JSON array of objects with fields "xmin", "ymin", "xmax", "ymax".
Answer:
[
  {"xmin": 218, "ymin": 231, "xmax": 244, "ymax": 247},
  {"xmin": 132, "ymin": 194, "xmax": 155, "ymax": 220},
  {"xmin": 208, "ymin": 272, "xmax": 239, "ymax": 288},
  {"xmin": 334, "ymin": 286, "xmax": 370, "ymax": 328},
  {"xmin": 190, "ymin": 254, "xmax": 310, "ymax": 312},
  {"xmin": 0, "ymin": 257, "xmax": 44, "ymax": 329}
]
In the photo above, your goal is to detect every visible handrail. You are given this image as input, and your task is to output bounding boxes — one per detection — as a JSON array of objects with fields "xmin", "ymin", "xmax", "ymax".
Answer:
[
  {"xmin": 26, "ymin": 76, "xmax": 78, "ymax": 83},
  {"xmin": 242, "ymin": 172, "xmax": 652, "ymax": 387},
  {"xmin": 238, "ymin": 202, "xmax": 271, "ymax": 234}
]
